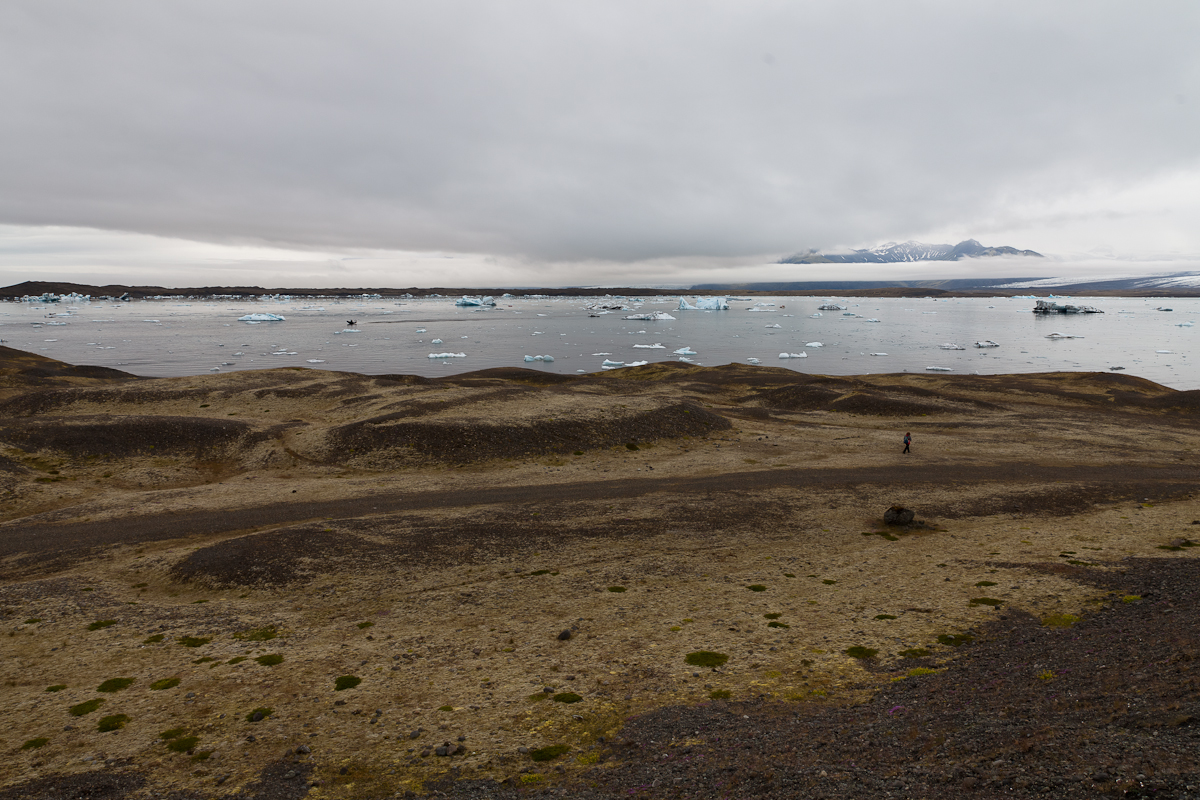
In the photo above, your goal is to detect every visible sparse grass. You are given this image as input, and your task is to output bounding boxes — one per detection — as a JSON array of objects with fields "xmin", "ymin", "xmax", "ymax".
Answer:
[
  {"xmin": 245, "ymin": 707, "xmax": 273, "ymax": 722},
  {"xmin": 552, "ymin": 692, "xmax": 582, "ymax": 704},
  {"xmin": 21, "ymin": 737, "xmax": 49, "ymax": 750},
  {"xmin": 708, "ymin": 689, "xmax": 731, "ymax": 700},
  {"xmin": 821, "ymin": 579, "xmax": 837, "ymax": 585},
  {"xmin": 227, "ymin": 656, "xmax": 247, "ymax": 665},
  {"xmin": 907, "ymin": 667, "xmax": 939, "ymax": 677},
  {"xmin": 606, "ymin": 586, "xmax": 626, "ymax": 592},
  {"xmin": 97, "ymin": 714, "xmax": 130, "ymax": 732},
  {"xmin": 178, "ymin": 636, "xmax": 210, "ymax": 647},
  {"xmin": 844, "ymin": 646, "xmax": 878, "ymax": 660},
  {"xmin": 874, "ymin": 614, "xmax": 897, "ymax": 620},
  {"xmin": 747, "ymin": 584, "xmax": 767, "ymax": 592},
  {"xmin": 233, "ymin": 626, "xmax": 277, "ymax": 641},
  {"xmin": 192, "ymin": 656, "xmax": 215, "ymax": 664},
  {"xmin": 438, "ymin": 705, "xmax": 454, "ymax": 712},
  {"xmin": 969, "ymin": 597, "xmax": 1003, "ymax": 607},
  {"xmin": 335, "ymin": 675, "xmax": 361, "ymax": 691},
  {"xmin": 684, "ymin": 651, "xmax": 729, "ymax": 668},
  {"xmin": 167, "ymin": 736, "xmax": 200, "ymax": 753},
  {"xmin": 767, "ymin": 621, "xmax": 789, "ymax": 629},
  {"xmin": 1122, "ymin": 594, "xmax": 1141, "ymax": 603},
  {"xmin": 160, "ymin": 728, "xmax": 186, "ymax": 740},
  {"xmin": 764, "ymin": 613, "xmax": 782, "ymax": 619},
  {"xmin": 45, "ymin": 685, "xmax": 67, "ymax": 693},
  {"xmin": 356, "ymin": 621, "xmax": 374, "ymax": 629},
  {"xmin": 255, "ymin": 654, "xmax": 284, "ymax": 666},
  {"xmin": 1042, "ymin": 612, "xmax": 1081, "ymax": 629},
  {"xmin": 143, "ymin": 634, "xmax": 164, "ymax": 644},
  {"xmin": 974, "ymin": 581, "xmax": 998, "ymax": 587},
  {"xmin": 900, "ymin": 648, "xmax": 930, "ymax": 658},
  {"xmin": 23, "ymin": 618, "xmax": 41, "ymax": 624},
  {"xmin": 69, "ymin": 698, "xmax": 104, "ymax": 716},
  {"xmin": 97, "ymin": 678, "xmax": 134, "ymax": 693},
  {"xmin": 88, "ymin": 620, "xmax": 117, "ymax": 631},
  {"xmin": 150, "ymin": 678, "xmax": 180, "ymax": 691},
  {"xmin": 937, "ymin": 633, "xmax": 974, "ymax": 647},
  {"xmin": 530, "ymin": 744, "xmax": 570, "ymax": 762}
]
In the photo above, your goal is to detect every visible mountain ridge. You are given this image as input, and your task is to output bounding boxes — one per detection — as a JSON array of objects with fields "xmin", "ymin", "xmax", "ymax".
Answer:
[{"xmin": 781, "ymin": 238, "xmax": 1043, "ymax": 264}]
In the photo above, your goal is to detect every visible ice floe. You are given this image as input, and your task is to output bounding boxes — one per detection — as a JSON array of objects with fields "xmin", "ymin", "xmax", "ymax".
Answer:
[
  {"xmin": 632, "ymin": 343, "xmax": 666, "ymax": 349},
  {"xmin": 926, "ymin": 366, "xmax": 953, "ymax": 371},
  {"xmin": 805, "ymin": 342, "xmax": 823, "ymax": 347},
  {"xmin": 747, "ymin": 357, "xmax": 762, "ymax": 364},
  {"xmin": 818, "ymin": 303, "xmax": 844, "ymax": 311},
  {"xmin": 523, "ymin": 355, "xmax": 555, "ymax": 362},
  {"xmin": 238, "ymin": 313, "xmax": 285, "ymax": 322},
  {"xmin": 623, "ymin": 311, "xmax": 676, "ymax": 320},
  {"xmin": 673, "ymin": 347, "xmax": 697, "ymax": 355},
  {"xmin": 1045, "ymin": 332, "xmax": 1084, "ymax": 339},
  {"xmin": 431, "ymin": 338, "xmax": 443, "ymax": 344},
  {"xmin": 869, "ymin": 352, "xmax": 888, "ymax": 356},
  {"xmin": 306, "ymin": 359, "xmax": 325, "ymax": 363},
  {"xmin": 939, "ymin": 343, "xmax": 966, "ymax": 350},
  {"xmin": 602, "ymin": 359, "xmax": 624, "ymax": 366},
  {"xmin": 428, "ymin": 352, "xmax": 467, "ymax": 358},
  {"xmin": 778, "ymin": 352, "xmax": 808, "ymax": 359},
  {"xmin": 455, "ymin": 296, "xmax": 495, "ymax": 306},
  {"xmin": 974, "ymin": 340, "xmax": 1000, "ymax": 348},
  {"xmin": 765, "ymin": 323, "xmax": 782, "ymax": 328}
]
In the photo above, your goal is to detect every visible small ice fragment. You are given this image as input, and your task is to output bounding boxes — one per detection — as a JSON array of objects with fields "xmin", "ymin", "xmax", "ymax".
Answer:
[
  {"xmin": 601, "ymin": 359, "xmax": 625, "ymax": 366},
  {"xmin": 238, "ymin": 313, "xmax": 285, "ymax": 322},
  {"xmin": 778, "ymin": 352, "xmax": 807, "ymax": 359},
  {"xmin": 632, "ymin": 343, "xmax": 666, "ymax": 349},
  {"xmin": 974, "ymin": 340, "xmax": 1000, "ymax": 348},
  {"xmin": 622, "ymin": 311, "xmax": 676, "ymax": 320},
  {"xmin": 592, "ymin": 352, "xmax": 612, "ymax": 356},
  {"xmin": 1156, "ymin": 350, "xmax": 1173, "ymax": 354},
  {"xmin": 627, "ymin": 360, "xmax": 649, "ymax": 367},
  {"xmin": 805, "ymin": 342, "xmax": 823, "ymax": 347},
  {"xmin": 306, "ymin": 359, "xmax": 325, "ymax": 363},
  {"xmin": 416, "ymin": 328, "xmax": 426, "ymax": 333},
  {"xmin": 869, "ymin": 352, "xmax": 888, "ymax": 356},
  {"xmin": 809, "ymin": 313, "xmax": 822, "ymax": 318},
  {"xmin": 939, "ymin": 343, "xmax": 966, "ymax": 350},
  {"xmin": 679, "ymin": 356, "xmax": 696, "ymax": 363},
  {"xmin": 427, "ymin": 352, "xmax": 467, "ymax": 358},
  {"xmin": 926, "ymin": 366, "xmax": 953, "ymax": 371},
  {"xmin": 673, "ymin": 347, "xmax": 697, "ymax": 355},
  {"xmin": 747, "ymin": 357, "xmax": 761, "ymax": 364},
  {"xmin": 765, "ymin": 323, "xmax": 782, "ymax": 328},
  {"xmin": 431, "ymin": 338, "xmax": 443, "ymax": 344}
]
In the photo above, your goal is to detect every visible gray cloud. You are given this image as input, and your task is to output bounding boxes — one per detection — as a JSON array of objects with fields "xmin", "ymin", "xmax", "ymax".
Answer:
[{"xmin": 1, "ymin": 1, "xmax": 1198, "ymax": 271}]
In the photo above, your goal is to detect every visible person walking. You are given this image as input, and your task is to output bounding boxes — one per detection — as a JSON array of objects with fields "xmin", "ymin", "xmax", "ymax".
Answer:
[{"xmin": 903, "ymin": 431, "xmax": 911, "ymax": 454}]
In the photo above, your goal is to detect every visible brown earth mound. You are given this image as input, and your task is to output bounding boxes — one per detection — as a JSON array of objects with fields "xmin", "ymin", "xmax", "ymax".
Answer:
[
  {"xmin": 0, "ymin": 345, "xmax": 137, "ymax": 389},
  {"xmin": 0, "ymin": 415, "xmax": 265, "ymax": 458}
]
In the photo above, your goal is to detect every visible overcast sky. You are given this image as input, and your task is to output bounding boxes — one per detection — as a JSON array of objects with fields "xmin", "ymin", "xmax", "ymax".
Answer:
[{"xmin": 2, "ymin": 1, "xmax": 1198, "ymax": 288}]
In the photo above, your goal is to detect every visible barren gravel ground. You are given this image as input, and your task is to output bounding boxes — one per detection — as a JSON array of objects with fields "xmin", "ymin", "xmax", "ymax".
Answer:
[{"xmin": 1, "ymin": 347, "xmax": 1199, "ymax": 799}]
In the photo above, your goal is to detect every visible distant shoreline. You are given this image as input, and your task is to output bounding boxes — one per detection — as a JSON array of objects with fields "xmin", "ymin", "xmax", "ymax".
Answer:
[{"xmin": 5, "ymin": 279, "xmax": 1200, "ymax": 300}]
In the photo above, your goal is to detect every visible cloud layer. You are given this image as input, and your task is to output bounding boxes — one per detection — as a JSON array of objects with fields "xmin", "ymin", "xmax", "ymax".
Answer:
[{"xmin": 2, "ymin": 1, "xmax": 1199, "ymax": 283}]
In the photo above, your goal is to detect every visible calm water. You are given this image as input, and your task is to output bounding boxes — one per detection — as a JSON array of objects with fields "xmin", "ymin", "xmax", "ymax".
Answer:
[{"xmin": 2, "ymin": 295, "xmax": 1197, "ymax": 390}]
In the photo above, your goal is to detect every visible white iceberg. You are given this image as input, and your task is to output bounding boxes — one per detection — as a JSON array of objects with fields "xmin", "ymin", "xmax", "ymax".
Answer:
[
  {"xmin": 765, "ymin": 323, "xmax": 782, "ymax": 329},
  {"xmin": 939, "ymin": 343, "xmax": 966, "ymax": 350},
  {"xmin": 632, "ymin": 343, "xmax": 666, "ymax": 349},
  {"xmin": 974, "ymin": 340, "xmax": 1000, "ymax": 348},
  {"xmin": 678, "ymin": 356, "xmax": 696, "ymax": 363},
  {"xmin": 306, "ymin": 359, "xmax": 325, "ymax": 363},
  {"xmin": 523, "ymin": 355, "xmax": 555, "ymax": 362},
  {"xmin": 805, "ymin": 342, "xmax": 823, "ymax": 348},
  {"xmin": 673, "ymin": 347, "xmax": 697, "ymax": 355},
  {"xmin": 627, "ymin": 360, "xmax": 649, "ymax": 367},
  {"xmin": 455, "ymin": 296, "xmax": 496, "ymax": 307},
  {"xmin": 809, "ymin": 312, "xmax": 822, "ymax": 318},
  {"xmin": 926, "ymin": 366, "xmax": 954, "ymax": 371},
  {"xmin": 865, "ymin": 318, "xmax": 880, "ymax": 323},
  {"xmin": 695, "ymin": 296, "xmax": 729, "ymax": 310},
  {"xmin": 238, "ymin": 313, "xmax": 285, "ymax": 322},
  {"xmin": 1156, "ymin": 349, "xmax": 1173, "ymax": 354},
  {"xmin": 431, "ymin": 338, "xmax": 443, "ymax": 344},
  {"xmin": 818, "ymin": 304, "xmax": 844, "ymax": 311},
  {"xmin": 623, "ymin": 311, "xmax": 676, "ymax": 320},
  {"xmin": 602, "ymin": 359, "xmax": 625, "ymax": 366},
  {"xmin": 677, "ymin": 297, "xmax": 699, "ymax": 311},
  {"xmin": 778, "ymin": 352, "xmax": 808, "ymax": 359},
  {"xmin": 428, "ymin": 352, "xmax": 467, "ymax": 358},
  {"xmin": 416, "ymin": 328, "xmax": 426, "ymax": 333},
  {"xmin": 869, "ymin": 352, "xmax": 888, "ymax": 356},
  {"xmin": 747, "ymin": 357, "xmax": 762, "ymax": 364},
  {"xmin": 1176, "ymin": 322, "xmax": 1194, "ymax": 327}
]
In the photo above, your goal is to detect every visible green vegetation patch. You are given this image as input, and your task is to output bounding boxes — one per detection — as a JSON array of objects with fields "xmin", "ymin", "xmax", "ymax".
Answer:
[
  {"xmin": 21, "ymin": 737, "xmax": 49, "ymax": 750},
  {"xmin": 192, "ymin": 750, "xmax": 213, "ymax": 761},
  {"xmin": 526, "ymin": 693, "xmax": 550, "ymax": 702},
  {"xmin": 552, "ymin": 692, "xmax": 582, "ymax": 704},
  {"xmin": 1122, "ymin": 594, "xmax": 1142, "ymax": 603},
  {"xmin": 233, "ymin": 626, "xmax": 277, "ymax": 641},
  {"xmin": 160, "ymin": 728, "xmax": 187, "ymax": 740},
  {"xmin": 974, "ymin": 580, "xmax": 998, "ymax": 587},
  {"xmin": 844, "ymin": 646, "xmax": 878, "ymax": 660},
  {"xmin": 529, "ymin": 569, "xmax": 556, "ymax": 576},
  {"xmin": 167, "ymin": 736, "xmax": 200, "ymax": 753},
  {"xmin": 150, "ymin": 678, "xmax": 180, "ymax": 691},
  {"xmin": 97, "ymin": 678, "xmax": 135, "ymax": 693},
  {"xmin": 907, "ymin": 667, "xmax": 940, "ymax": 677},
  {"xmin": 227, "ymin": 656, "xmax": 248, "ymax": 665},
  {"xmin": 255, "ymin": 654, "xmax": 284, "ymax": 666},
  {"xmin": 529, "ymin": 744, "xmax": 571, "ymax": 762},
  {"xmin": 767, "ymin": 621, "xmax": 789, "ymax": 629},
  {"xmin": 70, "ymin": 698, "xmax": 105, "ymax": 716},
  {"xmin": 1041, "ymin": 612, "xmax": 1081, "ymax": 629},
  {"xmin": 821, "ymin": 579, "xmax": 837, "ymax": 585},
  {"xmin": 969, "ymin": 597, "xmax": 1004, "ymax": 607},
  {"xmin": 437, "ymin": 705, "xmax": 454, "ymax": 712},
  {"xmin": 335, "ymin": 675, "xmax": 361, "ymax": 691},
  {"xmin": 684, "ymin": 651, "xmax": 729, "ymax": 668},
  {"xmin": 24, "ymin": 618, "xmax": 42, "ymax": 624},
  {"xmin": 763, "ymin": 613, "xmax": 782, "ymax": 619},
  {"xmin": 747, "ymin": 585, "xmax": 767, "ymax": 592},
  {"xmin": 937, "ymin": 633, "xmax": 975, "ymax": 647},
  {"xmin": 708, "ymin": 689, "xmax": 731, "ymax": 700},
  {"xmin": 606, "ymin": 586, "xmax": 626, "ymax": 593},
  {"xmin": 178, "ymin": 636, "xmax": 211, "ymax": 647},
  {"xmin": 900, "ymin": 648, "xmax": 930, "ymax": 658},
  {"xmin": 88, "ymin": 620, "xmax": 117, "ymax": 631},
  {"xmin": 356, "ymin": 621, "xmax": 374, "ymax": 629},
  {"xmin": 192, "ymin": 656, "xmax": 216, "ymax": 664},
  {"xmin": 143, "ymin": 634, "xmax": 165, "ymax": 644},
  {"xmin": 874, "ymin": 614, "xmax": 898, "ymax": 620},
  {"xmin": 45, "ymin": 684, "xmax": 67, "ymax": 693},
  {"xmin": 97, "ymin": 714, "xmax": 130, "ymax": 732}
]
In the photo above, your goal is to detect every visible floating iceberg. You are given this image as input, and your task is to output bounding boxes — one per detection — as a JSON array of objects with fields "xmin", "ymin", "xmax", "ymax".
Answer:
[
  {"xmin": 747, "ymin": 357, "xmax": 762, "ymax": 364},
  {"xmin": 632, "ymin": 343, "xmax": 666, "ymax": 349},
  {"xmin": 765, "ymin": 323, "xmax": 782, "ymax": 329},
  {"xmin": 809, "ymin": 312, "xmax": 822, "ymax": 318},
  {"xmin": 805, "ymin": 342, "xmax": 823, "ymax": 348},
  {"xmin": 428, "ymin": 352, "xmax": 467, "ymax": 358},
  {"xmin": 974, "ymin": 340, "xmax": 1000, "ymax": 348},
  {"xmin": 306, "ymin": 359, "xmax": 325, "ymax": 363},
  {"xmin": 677, "ymin": 297, "xmax": 699, "ymax": 311},
  {"xmin": 1045, "ymin": 332, "xmax": 1084, "ymax": 339},
  {"xmin": 523, "ymin": 355, "xmax": 555, "ymax": 362},
  {"xmin": 865, "ymin": 318, "xmax": 880, "ymax": 323},
  {"xmin": 602, "ymin": 359, "xmax": 625, "ymax": 366},
  {"xmin": 623, "ymin": 311, "xmax": 676, "ymax": 320},
  {"xmin": 1156, "ymin": 350, "xmax": 1173, "ymax": 354},
  {"xmin": 627, "ymin": 360, "xmax": 649, "ymax": 367},
  {"xmin": 238, "ymin": 313, "xmax": 285, "ymax": 322},
  {"xmin": 416, "ymin": 328, "xmax": 426, "ymax": 333},
  {"xmin": 939, "ymin": 343, "xmax": 966, "ymax": 350},
  {"xmin": 695, "ymin": 296, "xmax": 729, "ymax": 310},
  {"xmin": 673, "ymin": 346, "xmax": 697, "ymax": 355},
  {"xmin": 778, "ymin": 352, "xmax": 808, "ymax": 359},
  {"xmin": 1176, "ymin": 322, "xmax": 1194, "ymax": 327},
  {"xmin": 431, "ymin": 338, "xmax": 443, "ymax": 344},
  {"xmin": 678, "ymin": 356, "xmax": 696, "ymax": 364},
  {"xmin": 455, "ymin": 296, "xmax": 496, "ymax": 306},
  {"xmin": 926, "ymin": 366, "xmax": 954, "ymax": 371},
  {"xmin": 1110, "ymin": 366, "xmax": 1126, "ymax": 371},
  {"xmin": 869, "ymin": 352, "xmax": 888, "ymax": 356},
  {"xmin": 818, "ymin": 303, "xmax": 844, "ymax": 311}
]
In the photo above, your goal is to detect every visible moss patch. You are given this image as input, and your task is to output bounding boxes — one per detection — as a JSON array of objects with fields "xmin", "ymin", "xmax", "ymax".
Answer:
[
  {"xmin": 606, "ymin": 586, "xmax": 626, "ymax": 593},
  {"xmin": 1041, "ymin": 612, "xmax": 1081, "ymax": 629},
  {"xmin": 529, "ymin": 744, "xmax": 570, "ymax": 762},
  {"xmin": 178, "ymin": 636, "xmax": 211, "ymax": 647},
  {"xmin": 552, "ymin": 692, "xmax": 582, "ymax": 704},
  {"xmin": 937, "ymin": 633, "xmax": 975, "ymax": 647},
  {"xmin": 844, "ymin": 646, "xmax": 878, "ymax": 660},
  {"xmin": 69, "ymin": 698, "xmax": 104, "ymax": 716},
  {"xmin": 708, "ymin": 689, "xmax": 731, "ymax": 700},
  {"xmin": 684, "ymin": 651, "xmax": 729, "ymax": 668},
  {"xmin": 747, "ymin": 584, "xmax": 767, "ymax": 592},
  {"xmin": 233, "ymin": 626, "xmax": 277, "ymax": 641},
  {"xmin": 87, "ymin": 620, "xmax": 117, "ymax": 631},
  {"xmin": 143, "ymin": 634, "xmax": 164, "ymax": 644},
  {"xmin": 245, "ymin": 707, "xmax": 274, "ymax": 722},
  {"xmin": 335, "ymin": 675, "xmax": 361, "ymax": 691},
  {"xmin": 97, "ymin": 714, "xmax": 130, "ymax": 732},
  {"xmin": 167, "ymin": 736, "xmax": 200, "ymax": 753},
  {"xmin": 968, "ymin": 597, "xmax": 1003, "ymax": 607},
  {"xmin": 900, "ymin": 648, "xmax": 930, "ymax": 658},
  {"xmin": 45, "ymin": 684, "xmax": 67, "ymax": 693},
  {"xmin": 21, "ymin": 737, "xmax": 49, "ymax": 750},
  {"xmin": 97, "ymin": 677, "xmax": 134, "ymax": 693},
  {"xmin": 255, "ymin": 654, "xmax": 283, "ymax": 666}
]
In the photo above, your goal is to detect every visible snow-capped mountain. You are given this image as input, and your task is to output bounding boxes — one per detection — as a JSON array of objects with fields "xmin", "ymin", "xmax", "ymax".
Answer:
[{"xmin": 781, "ymin": 239, "xmax": 1043, "ymax": 264}]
